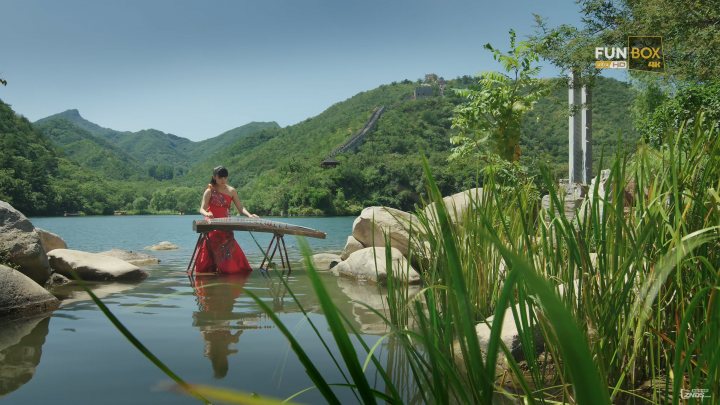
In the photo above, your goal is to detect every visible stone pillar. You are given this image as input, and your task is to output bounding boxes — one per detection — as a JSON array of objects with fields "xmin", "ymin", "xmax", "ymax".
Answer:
[
  {"xmin": 581, "ymin": 83, "xmax": 592, "ymax": 184},
  {"xmin": 568, "ymin": 71, "xmax": 592, "ymax": 184}
]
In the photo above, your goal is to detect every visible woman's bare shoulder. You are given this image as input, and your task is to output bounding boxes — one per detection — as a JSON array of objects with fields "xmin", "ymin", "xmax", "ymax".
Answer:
[{"xmin": 228, "ymin": 186, "xmax": 238, "ymax": 194}]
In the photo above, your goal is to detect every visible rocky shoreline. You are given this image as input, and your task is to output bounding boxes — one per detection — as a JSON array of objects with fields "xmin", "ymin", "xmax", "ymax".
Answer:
[{"xmin": 0, "ymin": 200, "xmax": 160, "ymax": 321}]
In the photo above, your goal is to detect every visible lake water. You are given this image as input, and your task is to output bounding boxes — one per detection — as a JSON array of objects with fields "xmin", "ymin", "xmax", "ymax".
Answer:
[{"xmin": 1, "ymin": 215, "xmax": 394, "ymax": 404}]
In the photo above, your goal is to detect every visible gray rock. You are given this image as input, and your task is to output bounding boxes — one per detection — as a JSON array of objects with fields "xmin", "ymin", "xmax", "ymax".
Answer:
[
  {"xmin": 351, "ymin": 207, "xmax": 419, "ymax": 257},
  {"xmin": 0, "ymin": 201, "xmax": 51, "ymax": 285},
  {"xmin": 44, "ymin": 273, "xmax": 71, "ymax": 288},
  {"xmin": 340, "ymin": 235, "xmax": 365, "ymax": 260},
  {"xmin": 145, "ymin": 241, "xmax": 179, "ymax": 251},
  {"xmin": 310, "ymin": 253, "xmax": 341, "ymax": 271},
  {"xmin": 423, "ymin": 187, "xmax": 484, "ymax": 224},
  {"xmin": 0, "ymin": 264, "xmax": 59, "ymax": 320},
  {"xmin": 98, "ymin": 249, "xmax": 160, "ymax": 266},
  {"xmin": 451, "ymin": 302, "xmax": 542, "ymax": 371},
  {"xmin": 332, "ymin": 247, "xmax": 420, "ymax": 285},
  {"xmin": 541, "ymin": 182, "xmax": 587, "ymax": 222},
  {"xmin": 48, "ymin": 249, "xmax": 148, "ymax": 282},
  {"xmin": 36, "ymin": 228, "xmax": 68, "ymax": 253},
  {"xmin": 577, "ymin": 169, "xmax": 611, "ymax": 220}
]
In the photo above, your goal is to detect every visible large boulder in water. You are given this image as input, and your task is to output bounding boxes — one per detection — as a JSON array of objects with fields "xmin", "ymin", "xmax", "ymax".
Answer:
[
  {"xmin": 310, "ymin": 253, "xmax": 341, "ymax": 271},
  {"xmin": 351, "ymin": 207, "xmax": 419, "ymax": 257},
  {"xmin": 0, "ymin": 264, "xmax": 59, "ymax": 320},
  {"xmin": 97, "ymin": 249, "xmax": 160, "ymax": 266},
  {"xmin": 340, "ymin": 235, "xmax": 365, "ymax": 260},
  {"xmin": 423, "ymin": 188, "xmax": 484, "ymax": 224},
  {"xmin": 48, "ymin": 249, "xmax": 148, "ymax": 282},
  {"xmin": 36, "ymin": 228, "xmax": 68, "ymax": 253},
  {"xmin": 332, "ymin": 247, "xmax": 420, "ymax": 285},
  {"xmin": 0, "ymin": 201, "xmax": 51, "ymax": 285}
]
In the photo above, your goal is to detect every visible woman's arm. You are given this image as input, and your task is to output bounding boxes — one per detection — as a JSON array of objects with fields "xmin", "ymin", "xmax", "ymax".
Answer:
[
  {"xmin": 232, "ymin": 189, "xmax": 259, "ymax": 218},
  {"xmin": 199, "ymin": 189, "xmax": 213, "ymax": 217}
]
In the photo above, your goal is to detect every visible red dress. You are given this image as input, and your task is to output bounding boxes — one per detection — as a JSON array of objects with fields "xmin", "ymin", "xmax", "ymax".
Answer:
[{"xmin": 195, "ymin": 188, "xmax": 253, "ymax": 274}]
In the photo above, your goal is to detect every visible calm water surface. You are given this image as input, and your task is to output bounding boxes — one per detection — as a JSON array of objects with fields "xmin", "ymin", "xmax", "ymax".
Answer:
[{"xmin": 1, "ymin": 216, "xmax": 394, "ymax": 404}]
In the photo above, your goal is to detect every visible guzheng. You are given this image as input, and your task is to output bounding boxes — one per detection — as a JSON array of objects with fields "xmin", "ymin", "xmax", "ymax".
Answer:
[{"xmin": 192, "ymin": 217, "xmax": 326, "ymax": 239}]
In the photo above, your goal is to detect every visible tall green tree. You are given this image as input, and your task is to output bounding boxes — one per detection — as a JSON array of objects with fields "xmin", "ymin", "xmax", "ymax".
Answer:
[{"xmin": 451, "ymin": 30, "xmax": 548, "ymax": 162}]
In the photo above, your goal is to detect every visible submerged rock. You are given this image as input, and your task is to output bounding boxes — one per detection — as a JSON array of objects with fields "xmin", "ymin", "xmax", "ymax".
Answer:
[
  {"xmin": 98, "ymin": 249, "xmax": 160, "ymax": 266},
  {"xmin": 145, "ymin": 241, "xmax": 179, "ymax": 251},
  {"xmin": 0, "ymin": 201, "xmax": 51, "ymax": 285},
  {"xmin": 310, "ymin": 253, "xmax": 341, "ymax": 271},
  {"xmin": 335, "ymin": 276, "xmax": 421, "ymax": 335},
  {"xmin": 48, "ymin": 249, "xmax": 148, "ymax": 282},
  {"xmin": 35, "ymin": 228, "xmax": 68, "ymax": 253},
  {"xmin": 55, "ymin": 282, "xmax": 138, "ymax": 306},
  {"xmin": 0, "ymin": 265, "xmax": 59, "ymax": 320},
  {"xmin": 332, "ymin": 247, "xmax": 420, "ymax": 285}
]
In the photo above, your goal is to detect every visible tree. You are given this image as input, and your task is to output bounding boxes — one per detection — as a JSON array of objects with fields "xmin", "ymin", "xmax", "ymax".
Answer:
[
  {"xmin": 532, "ymin": 0, "xmax": 720, "ymax": 83},
  {"xmin": 451, "ymin": 30, "xmax": 548, "ymax": 162},
  {"xmin": 132, "ymin": 197, "xmax": 149, "ymax": 211},
  {"xmin": 172, "ymin": 187, "xmax": 199, "ymax": 214},
  {"xmin": 149, "ymin": 189, "xmax": 176, "ymax": 212}
]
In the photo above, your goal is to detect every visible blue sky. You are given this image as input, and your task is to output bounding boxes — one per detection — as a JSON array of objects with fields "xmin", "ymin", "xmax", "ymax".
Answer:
[{"xmin": 0, "ymin": 0, "xmax": 627, "ymax": 141}]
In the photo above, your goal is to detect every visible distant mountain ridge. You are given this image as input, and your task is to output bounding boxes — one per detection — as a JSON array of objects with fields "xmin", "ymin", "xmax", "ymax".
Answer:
[{"xmin": 34, "ymin": 110, "xmax": 279, "ymax": 180}]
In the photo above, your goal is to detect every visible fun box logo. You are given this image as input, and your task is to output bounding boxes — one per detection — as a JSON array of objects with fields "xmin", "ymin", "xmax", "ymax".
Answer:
[{"xmin": 594, "ymin": 36, "xmax": 665, "ymax": 72}]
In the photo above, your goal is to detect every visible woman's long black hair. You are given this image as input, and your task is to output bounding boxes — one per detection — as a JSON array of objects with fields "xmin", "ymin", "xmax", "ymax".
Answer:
[{"xmin": 210, "ymin": 166, "xmax": 228, "ymax": 185}]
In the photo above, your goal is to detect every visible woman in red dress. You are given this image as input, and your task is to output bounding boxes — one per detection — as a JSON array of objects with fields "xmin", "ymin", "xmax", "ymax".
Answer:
[{"xmin": 195, "ymin": 166, "xmax": 258, "ymax": 275}]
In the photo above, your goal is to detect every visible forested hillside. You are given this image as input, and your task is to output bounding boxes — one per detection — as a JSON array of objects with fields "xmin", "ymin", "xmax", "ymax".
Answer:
[
  {"xmin": 2, "ymin": 75, "xmax": 637, "ymax": 216},
  {"xmin": 35, "ymin": 110, "xmax": 278, "ymax": 180},
  {"xmin": 34, "ymin": 118, "xmax": 147, "ymax": 180},
  {"xmin": 0, "ymin": 100, "xmax": 145, "ymax": 215},
  {"xmin": 185, "ymin": 76, "xmax": 637, "ymax": 215},
  {"xmin": 0, "ymin": 99, "xmax": 61, "ymax": 214}
]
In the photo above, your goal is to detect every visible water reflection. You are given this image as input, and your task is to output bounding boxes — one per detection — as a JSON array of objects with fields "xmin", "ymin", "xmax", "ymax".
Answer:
[
  {"xmin": 191, "ymin": 273, "xmax": 263, "ymax": 379},
  {"xmin": 0, "ymin": 316, "xmax": 51, "ymax": 396}
]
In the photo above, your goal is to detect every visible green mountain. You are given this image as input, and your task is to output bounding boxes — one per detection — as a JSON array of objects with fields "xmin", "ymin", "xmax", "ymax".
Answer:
[
  {"xmin": 34, "ymin": 118, "xmax": 146, "ymax": 180},
  {"xmin": 192, "ymin": 121, "xmax": 281, "ymax": 160},
  {"xmin": 34, "ymin": 110, "xmax": 278, "ymax": 180},
  {"xmin": 1, "ymin": 99, "xmax": 143, "ymax": 215},
  {"xmin": 182, "ymin": 76, "xmax": 637, "ymax": 215},
  {"xmin": 2, "ymin": 75, "xmax": 637, "ymax": 216}
]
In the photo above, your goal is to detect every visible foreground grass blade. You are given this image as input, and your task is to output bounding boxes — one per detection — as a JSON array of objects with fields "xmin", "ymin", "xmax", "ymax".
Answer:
[
  {"xmin": 187, "ymin": 385, "xmax": 290, "ymax": 405},
  {"xmin": 243, "ymin": 288, "xmax": 342, "ymax": 405},
  {"xmin": 421, "ymin": 157, "xmax": 492, "ymax": 403},
  {"xmin": 481, "ymin": 239, "xmax": 611, "ymax": 404},
  {"xmin": 298, "ymin": 238, "xmax": 379, "ymax": 405}
]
